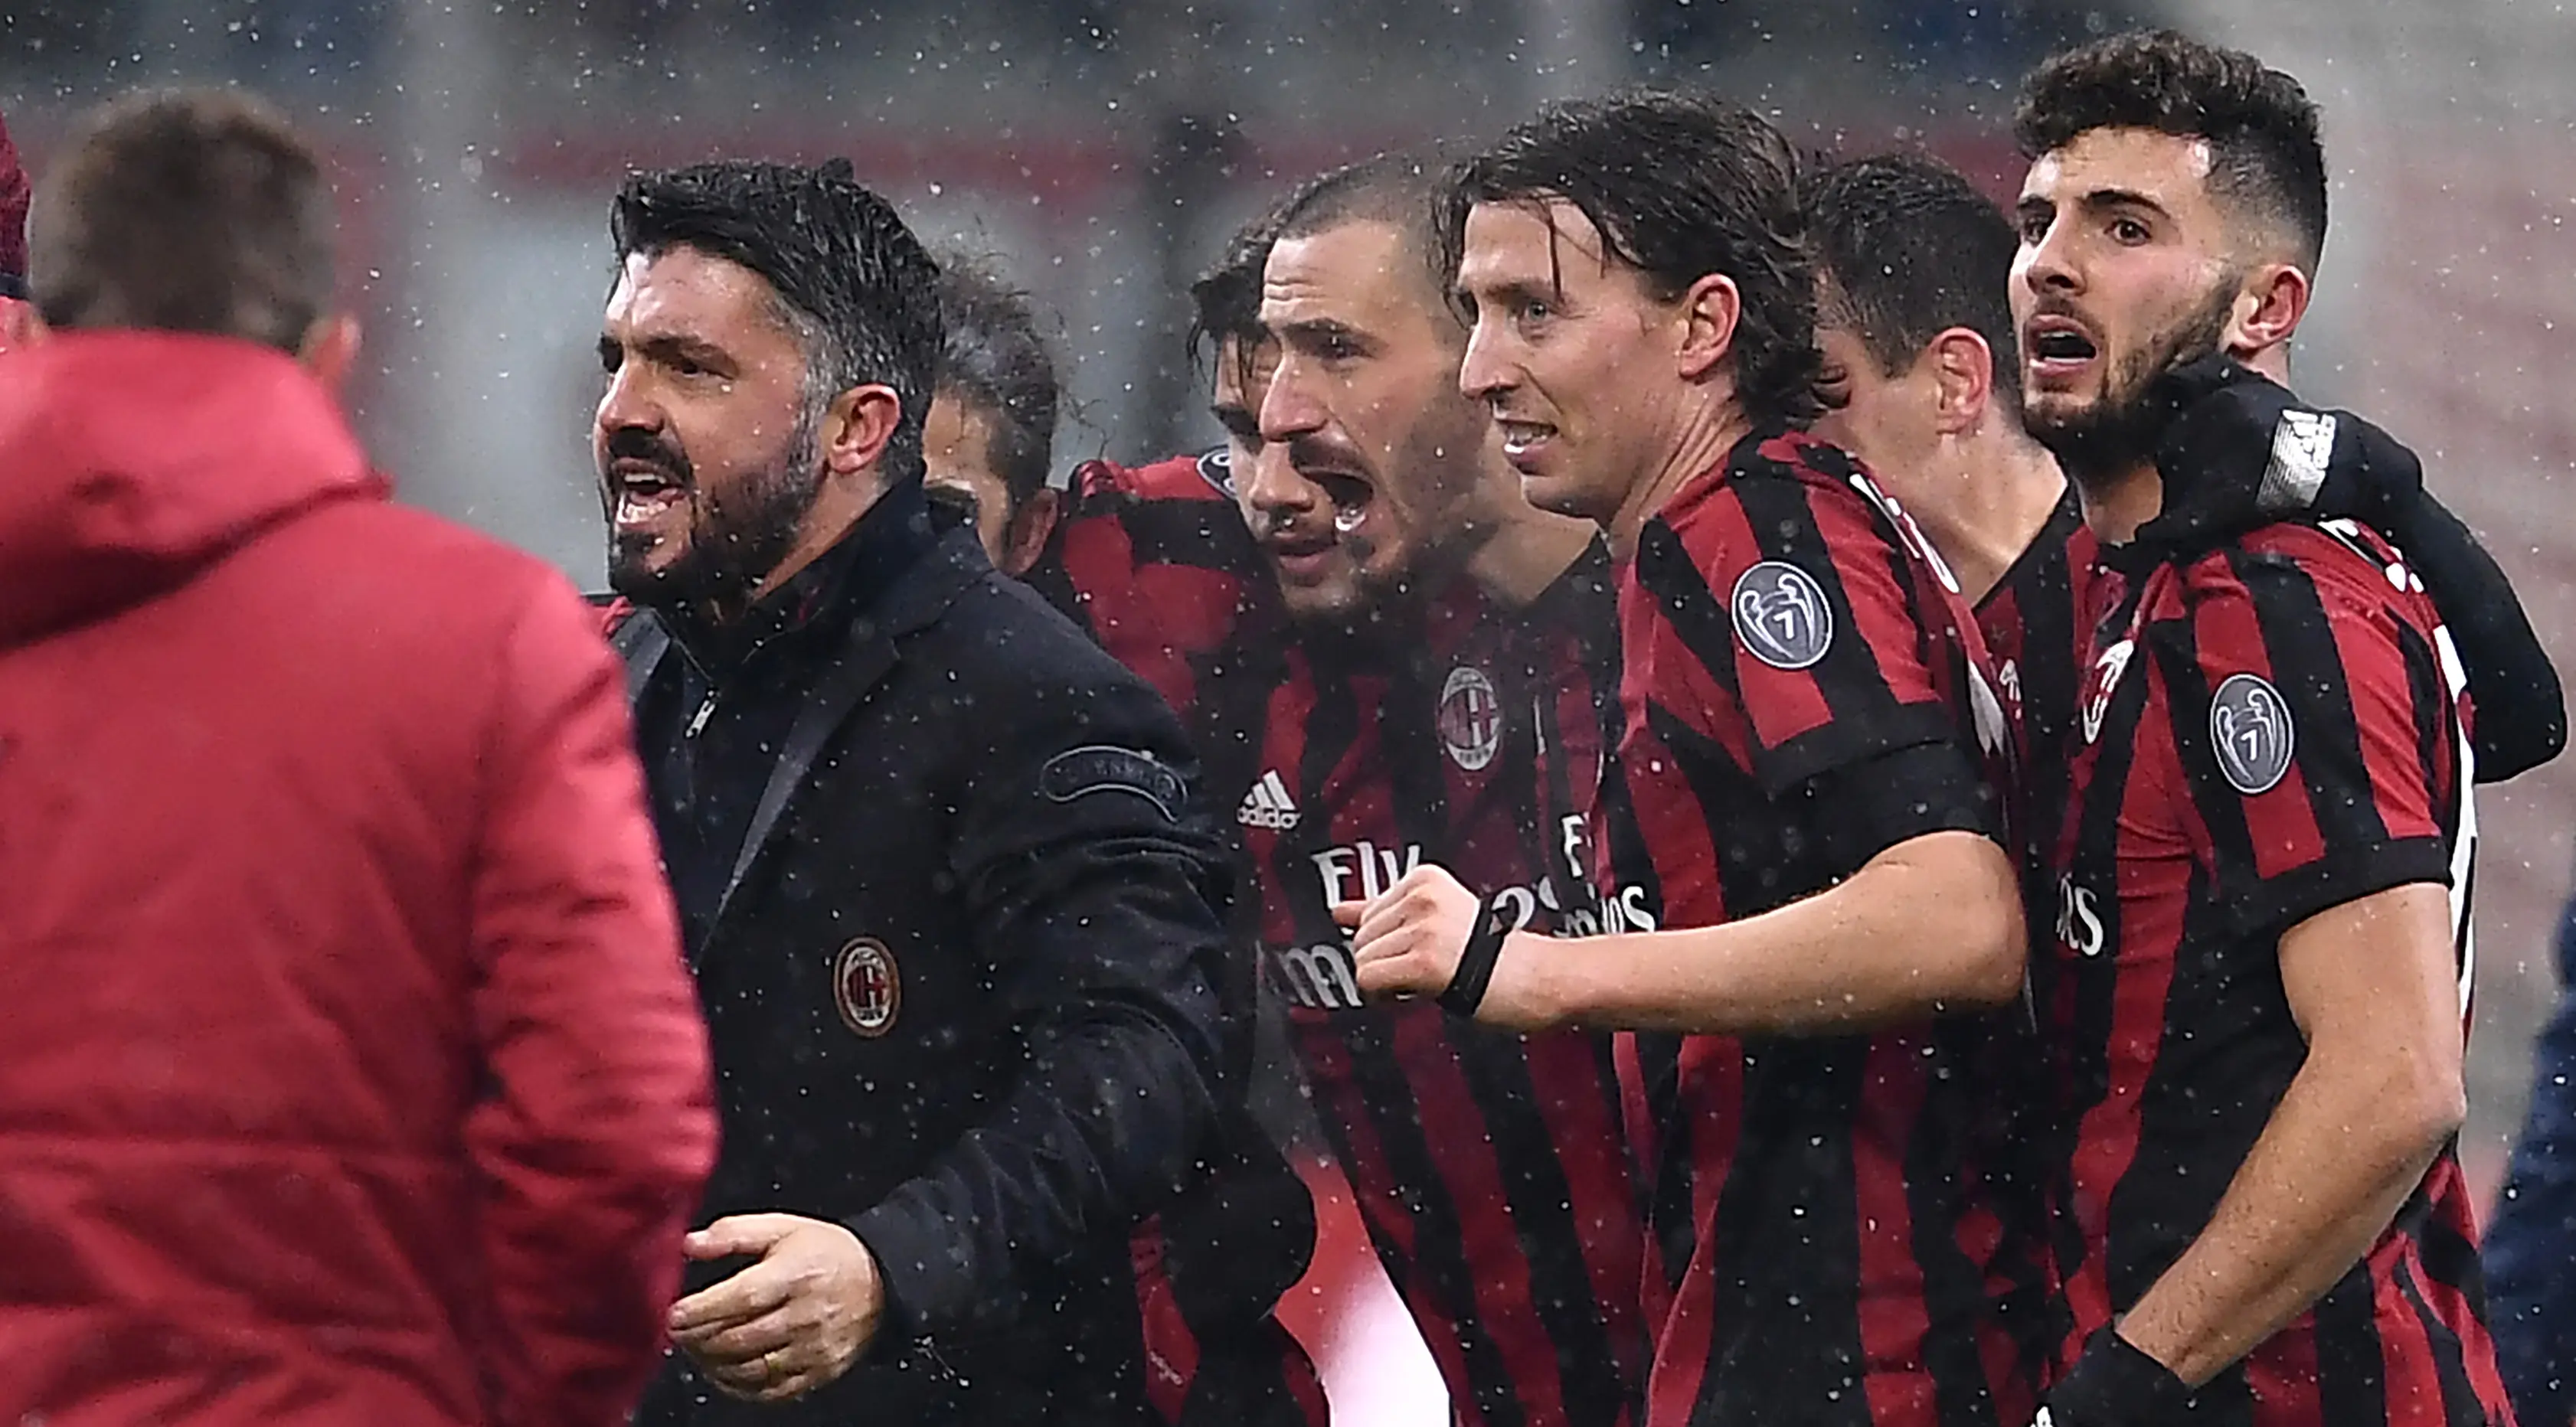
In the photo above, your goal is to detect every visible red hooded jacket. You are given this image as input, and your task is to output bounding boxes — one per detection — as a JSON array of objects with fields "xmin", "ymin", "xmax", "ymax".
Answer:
[{"xmin": 0, "ymin": 332, "xmax": 718, "ymax": 1427}]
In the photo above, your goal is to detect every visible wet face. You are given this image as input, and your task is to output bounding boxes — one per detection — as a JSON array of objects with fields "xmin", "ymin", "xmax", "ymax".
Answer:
[
  {"xmin": 594, "ymin": 245, "xmax": 825, "ymax": 614},
  {"xmin": 923, "ymin": 391, "xmax": 1014, "ymax": 566},
  {"xmin": 1248, "ymin": 220, "xmax": 1492, "ymax": 624},
  {"xmin": 2011, "ymin": 128, "xmax": 2243, "ymax": 482},
  {"xmin": 1808, "ymin": 314, "xmax": 1943, "ymax": 498},
  {"xmin": 1453, "ymin": 198, "xmax": 1682, "ymax": 527}
]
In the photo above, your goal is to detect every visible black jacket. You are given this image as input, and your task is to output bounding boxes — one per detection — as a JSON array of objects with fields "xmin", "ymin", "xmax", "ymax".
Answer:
[{"xmin": 620, "ymin": 498, "xmax": 1239, "ymax": 1426}]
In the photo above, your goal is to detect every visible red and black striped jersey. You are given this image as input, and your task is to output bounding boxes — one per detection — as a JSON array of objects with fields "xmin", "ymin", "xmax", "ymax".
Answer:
[
  {"xmin": 2038, "ymin": 517, "xmax": 2502, "ymax": 1425},
  {"xmin": 1598, "ymin": 428, "xmax": 2028, "ymax": 1427},
  {"xmin": 1025, "ymin": 449, "xmax": 1274, "ymax": 734},
  {"xmin": 1238, "ymin": 544, "xmax": 1650, "ymax": 1427}
]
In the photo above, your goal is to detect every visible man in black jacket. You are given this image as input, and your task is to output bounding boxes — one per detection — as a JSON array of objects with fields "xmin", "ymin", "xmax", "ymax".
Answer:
[{"xmin": 593, "ymin": 158, "xmax": 1240, "ymax": 1425}]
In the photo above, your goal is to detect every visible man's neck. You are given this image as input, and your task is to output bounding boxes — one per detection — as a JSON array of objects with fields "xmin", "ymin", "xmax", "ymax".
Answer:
[
  {"xmin": 1607, "ymin": 403, "xmax": 1751, "ymax": 560},
  {"xmin": 1910, "ymin": 433, "xmax": 2071, "ymax": 606},
  {"xmin": 2074, "ymin": 459, "xmax": 2163, "ymax": 546},
  {"xmin": 1466, "ymin": 501, "xmax": 1597, "ymax": 609}
]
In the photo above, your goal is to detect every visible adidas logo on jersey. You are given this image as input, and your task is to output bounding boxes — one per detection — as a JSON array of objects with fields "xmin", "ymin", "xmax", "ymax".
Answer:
[{"xmin": 1237, "ymin": 770, "xmax": 1301, "ymax": 830}]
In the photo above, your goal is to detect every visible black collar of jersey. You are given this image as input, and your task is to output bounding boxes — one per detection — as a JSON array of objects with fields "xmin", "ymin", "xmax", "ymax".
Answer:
[{"xmin": 664, "ymin": 476, "xmax": 937, "ymax": 678}]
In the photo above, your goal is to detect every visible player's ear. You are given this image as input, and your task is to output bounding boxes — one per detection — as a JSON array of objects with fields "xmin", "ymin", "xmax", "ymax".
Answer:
[
  {"xmin": 1002, "ymin": 488, "xmax": 1061, "ymax": 577},
  {"xmin": 1674, "ymin": 273, "xmax": 1741, "ymax": 384},
  {"xmin": 2227, "ymin": 263, "xmax": 2308, "ymax": 363},
  {"xmin": 1925, "ymin": 327, "xmax": 1993, "ymax": 438}
]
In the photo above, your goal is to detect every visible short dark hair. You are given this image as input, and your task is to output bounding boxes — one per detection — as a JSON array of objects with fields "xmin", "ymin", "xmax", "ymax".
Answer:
[
  {"xmin": 932, "ymin": 254, "xmax": 1059, "ymax": 506},
  {"xmin": 1270, "ymin": 150, "xmax": 1451, "ymax": 291},
  {"xmin": 2014, "ymin": 30, "xmax": 2327, "ymax": 269},
  {"xmin": 31, "ymin": 87, "xmax": 335, "ymax": 351},
  {"xmin": 1437, "ymin": 88, "xmax": 1823, "ymax": 426},
  {"xmin": 1804, "ymin": 152, "xmax": 2021, "ymax": 401},
  {"xmin": 611, "ymin": 158, "xmax": 943, "ymax": 485}
]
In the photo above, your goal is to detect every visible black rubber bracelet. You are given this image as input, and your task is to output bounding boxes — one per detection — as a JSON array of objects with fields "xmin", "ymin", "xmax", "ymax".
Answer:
[
  {"xmin": 1437, "ymin": 893, "xmax": 1516, "ymax": 1016},
  {"xmin": 2042, "ymin": 1327, "xmax": 2193, "ymax": 1427}
]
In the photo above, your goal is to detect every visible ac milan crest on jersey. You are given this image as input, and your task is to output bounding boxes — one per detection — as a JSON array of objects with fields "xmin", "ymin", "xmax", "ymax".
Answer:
[
  {"xmin": 1437, "ymin": 665, "xmax": 1503, "ymax": 772},
  {"xmin": 832, "ymin": 936, "xmax": 901, "ymax": 1037}
]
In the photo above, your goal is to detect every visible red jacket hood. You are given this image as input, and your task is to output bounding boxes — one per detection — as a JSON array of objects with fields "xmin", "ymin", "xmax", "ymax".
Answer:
[{"xmin": 0, "ymin": 331, "xmax": 383, "ymax": 646}]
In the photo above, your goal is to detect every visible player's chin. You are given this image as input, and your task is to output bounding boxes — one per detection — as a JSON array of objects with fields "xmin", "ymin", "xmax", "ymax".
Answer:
[
  {"xmin": 607, "ymin": 537, "xmax": 687, "ymax": 596},
  {"xmin": 1520, "ymin": 465, "xmax": 1610, "ymax": 525}
]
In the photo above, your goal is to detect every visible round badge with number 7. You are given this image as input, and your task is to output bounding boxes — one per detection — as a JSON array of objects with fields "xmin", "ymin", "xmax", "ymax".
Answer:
[{"xmin": 1731, "ymin": 560, "xmax": 1834, "ymax": 671}]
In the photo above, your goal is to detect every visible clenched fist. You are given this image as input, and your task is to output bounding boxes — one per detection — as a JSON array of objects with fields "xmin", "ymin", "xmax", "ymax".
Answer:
[{"xmin": 1332, "ymin": 864, "xmax": 1559, "ymax": 1030}]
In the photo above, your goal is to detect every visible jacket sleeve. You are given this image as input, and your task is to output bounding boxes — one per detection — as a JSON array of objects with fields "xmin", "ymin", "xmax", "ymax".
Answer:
[
  {"xmin": 2486, "ymin": 880, "xmax": 2576, "ymax": 1427},
  {"xmin": 463, "ymin": 579, "xmax": 719, "ymax": 1427},
  {"xmin": 848, "ymin": 668, "xmax": 1236, "ymax": 1339},
  {"xmin": 2377, "ymin": 492, "xmax": 2565, "ymax": 782}
]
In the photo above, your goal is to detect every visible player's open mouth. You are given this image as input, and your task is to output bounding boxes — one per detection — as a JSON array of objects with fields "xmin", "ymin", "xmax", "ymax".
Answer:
[
  {"xmin": 611, "ymin": 463, "xmax": 687, "ymax": 528},
  {"xmin": 1311, "ymin": 471, "xmax": 1373, "ymax": 536},
  {"xmin": 1496, "ymin": 418, "xmax": 1557, "ymax": 471},
  {"xmin": 2025, "ymin": 318, "xmax": 2100, "ymax": 384}
]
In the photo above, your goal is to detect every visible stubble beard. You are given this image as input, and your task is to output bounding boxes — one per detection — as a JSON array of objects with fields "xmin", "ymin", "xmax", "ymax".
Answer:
[{"xmin": 2023, "ymin": 281, "xmax": 2238, "ymax": 498}]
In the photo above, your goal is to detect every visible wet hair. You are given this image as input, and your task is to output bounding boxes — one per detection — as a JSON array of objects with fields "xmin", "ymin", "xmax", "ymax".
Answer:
[
  {"xmin": 1188, "ymin": 194, "xmax": 1290, "ymax": 380},
  {"xmin": 1269, "ymin": 149, "xmax": 1453, "ymax": 298},
  {"xmin": 1437, "ymin": 87, "xmax": 1823, "ymax": 426},
  {"xmin": 931, "ymin": 255, "xmax": 1059, "ymax": 508},
  {"xmin": 1803, "ymin": 152, "xmax": 2022, "ymax": 402},
  {"xmin": 611, "ymin": 158, "xmax": 942, "ymax": 484},
  {"xmin": 31, "ymin": 87, "xmax": 335, "ymax": 352},
  {"xmin": 2014, "ymin": 30, "xmax": 2327, "ymax": 269}
]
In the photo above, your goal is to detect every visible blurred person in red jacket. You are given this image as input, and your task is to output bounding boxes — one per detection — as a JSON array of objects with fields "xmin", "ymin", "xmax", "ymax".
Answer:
[
  {"xmin": 0, "ymin": 103, "xmax": 34, "ymax": 351},
  {"xmin": 0, "ymin": 88, "xmax": 718, "ymax": 1427}
]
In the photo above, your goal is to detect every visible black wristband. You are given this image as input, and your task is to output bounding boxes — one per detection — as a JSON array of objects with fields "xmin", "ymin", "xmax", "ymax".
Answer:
[
  {"xmin": 2042, "ymin": 1327, "xmax": 2194, "ymax": 1427},
  {"xmin": 1437, "ymin": 894, "xmax": 1515, "ymax": 1016}
]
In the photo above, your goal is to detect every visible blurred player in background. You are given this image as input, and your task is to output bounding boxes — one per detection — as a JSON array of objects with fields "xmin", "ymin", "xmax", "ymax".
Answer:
[
  {"xmin": 1021, "ymin": 207, "xmax": 1283, "ymax": 746},
  {"xmin": 0, "ymin": 105, "xmax": 34, "ymax": 351},
  {"xmin": 924, "ymin": 255, "xmax": 1064, "ymax": 576}
]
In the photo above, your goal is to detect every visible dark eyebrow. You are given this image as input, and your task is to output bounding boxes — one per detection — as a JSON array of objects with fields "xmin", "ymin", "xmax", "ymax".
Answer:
[
  {"xmin": 1272, "ymin": 315, "xmax": 1375, "ymax": 355},
  {"xmin": 2075, "ymin": 187, "xmax": 2175, "ymax": 222},
  {"xmin": 605, "ymin": 328, "xmax": 739, "ymax": 374},
  {"xmin": 1474, "ymin": 277, "xmax": 1563, "ymax": 311}
]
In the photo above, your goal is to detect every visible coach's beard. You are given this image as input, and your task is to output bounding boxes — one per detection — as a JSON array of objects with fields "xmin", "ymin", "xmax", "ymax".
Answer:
[
  {"xmin": 2027, "ymin": 282, "xmax": 2238, "ymax": 497},
  {"xmin": 610, "ymin": 415, "xmax": 828, "ymax": 627}
]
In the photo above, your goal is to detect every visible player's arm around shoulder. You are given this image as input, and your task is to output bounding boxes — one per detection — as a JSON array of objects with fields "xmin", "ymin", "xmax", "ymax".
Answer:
[{"xmin": 461, "ymin": 568, "xmax": 719, "ymax": 1427}]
